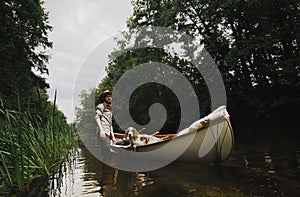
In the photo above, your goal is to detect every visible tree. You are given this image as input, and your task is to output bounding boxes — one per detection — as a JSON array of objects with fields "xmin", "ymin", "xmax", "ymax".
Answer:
[
  {"xmin": 0, "ymin": 0, "xmax": 52, "ymax": 111},
  {"xmin": 83, "ymin": 41, "xmax": 211, "ymax": 133},
  {"xmin": 76, "ymin": 0, "xmax": 299, "ymax": 134},
  {"xmin": 127, "ymin": 0, "xmax": 300, "ymax": 126}
]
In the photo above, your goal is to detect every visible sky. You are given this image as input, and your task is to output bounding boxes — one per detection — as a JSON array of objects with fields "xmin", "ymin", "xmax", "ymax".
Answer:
[{"xmin": 43, "ymin": 0, "xmax": 133, "ymax": 123}]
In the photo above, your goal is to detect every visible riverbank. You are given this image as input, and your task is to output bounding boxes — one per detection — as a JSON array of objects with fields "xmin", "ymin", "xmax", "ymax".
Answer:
[{"xmin": 0, "ymin": 109, "xmax": 77, "ymax": 196}]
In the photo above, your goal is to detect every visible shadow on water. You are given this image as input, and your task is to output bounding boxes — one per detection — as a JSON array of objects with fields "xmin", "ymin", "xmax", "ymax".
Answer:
[{"xmin": 48, "ymin": 137, "xmax": 300, "ymax": 197}]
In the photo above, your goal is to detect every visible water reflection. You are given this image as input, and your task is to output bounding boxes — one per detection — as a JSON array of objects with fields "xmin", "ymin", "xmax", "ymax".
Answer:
[
  {"xmin": 128, "ymin": 173, "xmax": 154, "ymax": 195},
  {"xmin": 48, "ymin": 149, "xmax": 103, "ymax": 197},
  {"xmin": 296, "ymin": 150, "xmax": 300, "ymax": 169},
  {"xmin": 48, "ymin": 141, "xmax": 300, "ymax": 196},
  {"xmin": 264, "ymin": 147, "xmax": 276, "ymax": 174}
]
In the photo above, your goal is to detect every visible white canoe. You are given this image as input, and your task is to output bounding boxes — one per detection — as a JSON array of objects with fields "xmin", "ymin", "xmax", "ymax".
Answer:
[{"xmin": 112, "ymin": 106, "xmax": 234, "ymax": 164}]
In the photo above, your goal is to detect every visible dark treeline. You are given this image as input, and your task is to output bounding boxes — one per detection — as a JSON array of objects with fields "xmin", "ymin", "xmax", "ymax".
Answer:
[{"xmin": 77, "ymin": 0, "xmax": 299, "ymax": 141}]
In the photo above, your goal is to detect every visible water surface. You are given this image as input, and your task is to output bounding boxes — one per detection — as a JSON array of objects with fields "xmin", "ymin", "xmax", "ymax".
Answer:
[{"xmin": 48, "ymin": 138, "xmax": 300, "ymax": 196}]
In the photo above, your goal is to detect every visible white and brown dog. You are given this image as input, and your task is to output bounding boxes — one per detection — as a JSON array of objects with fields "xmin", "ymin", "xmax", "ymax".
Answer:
[{"xmin": 124, "ymin": 127, "xmax": 161, "ymax": 150}]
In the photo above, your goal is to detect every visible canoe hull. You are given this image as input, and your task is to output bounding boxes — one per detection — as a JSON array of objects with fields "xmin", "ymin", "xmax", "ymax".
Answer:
[{"xmin": 112, "ymin": 115, "xmax": 234, "ymax": 164}]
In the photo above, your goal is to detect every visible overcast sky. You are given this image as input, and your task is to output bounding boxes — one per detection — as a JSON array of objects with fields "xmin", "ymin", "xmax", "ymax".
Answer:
[{"xmin": 43, "ymin": 0, "xmax": 133, "ymax": 122}]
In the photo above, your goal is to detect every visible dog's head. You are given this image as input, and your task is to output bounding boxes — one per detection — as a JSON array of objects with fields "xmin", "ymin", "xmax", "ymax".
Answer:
[
  {"xmin": 124, "ymin": 127, "xmax": 139, "ymax": 141},
  {"xmin": 124, "ymin": 127, "xmax": 145, "ymax": 144}
]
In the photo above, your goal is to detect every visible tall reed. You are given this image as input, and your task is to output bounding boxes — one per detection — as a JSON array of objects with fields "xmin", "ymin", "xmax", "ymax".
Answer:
[{"xmin": 0, "ymin": 99, "xmax": 76, "ymax": 195}]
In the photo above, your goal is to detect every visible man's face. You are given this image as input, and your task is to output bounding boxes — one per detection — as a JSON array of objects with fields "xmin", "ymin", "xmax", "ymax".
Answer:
[{"xmin": 105, "ymin": 95, "xmax": 112, "ymax": 103}]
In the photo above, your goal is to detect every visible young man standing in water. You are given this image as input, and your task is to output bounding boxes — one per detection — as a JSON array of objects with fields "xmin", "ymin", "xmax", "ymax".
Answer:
[{"xmin": 95, "ymin": 90, "xmax": 116, "ymax": 157}]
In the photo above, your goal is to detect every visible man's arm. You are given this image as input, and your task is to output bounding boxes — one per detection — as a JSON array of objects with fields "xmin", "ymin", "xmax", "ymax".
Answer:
[
  {"xmin": 110, "ymin": 125, "xmax": 116, "ymax": 145},
  {"xmin": 95, "ymin": 117, "xmax": 106, "ymax": 139},
  {"xmin": 95, "ymin": 104, "xmax": 106, "ymax": 139}
]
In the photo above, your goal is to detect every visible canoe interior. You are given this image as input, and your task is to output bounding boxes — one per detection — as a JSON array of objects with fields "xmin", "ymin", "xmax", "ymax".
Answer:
[{"xmin": 113, "ymin": 127, "xmax": 206, "ymax": 148}]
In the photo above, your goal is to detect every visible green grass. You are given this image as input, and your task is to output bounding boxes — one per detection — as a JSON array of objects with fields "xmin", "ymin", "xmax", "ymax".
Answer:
[{"xmin": 0, "ymin": 100, "xmax": 77, "ymax": 195}]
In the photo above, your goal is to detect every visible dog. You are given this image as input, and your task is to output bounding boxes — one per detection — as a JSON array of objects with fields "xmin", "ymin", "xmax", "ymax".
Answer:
[{"xmin": 124, "ymin": 127, "xmax": 161, "ymax": 150}]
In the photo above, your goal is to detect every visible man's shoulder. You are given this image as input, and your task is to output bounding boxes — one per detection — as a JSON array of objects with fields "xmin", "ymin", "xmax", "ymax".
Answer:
[{"xmin": 96, "ymin": 103, "xmax": 104, "ymax": 109}]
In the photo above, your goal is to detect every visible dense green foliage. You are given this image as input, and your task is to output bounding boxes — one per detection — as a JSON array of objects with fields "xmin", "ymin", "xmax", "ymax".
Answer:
[
  {"xmin": 0, "ymin": 105, "xmax": 76, "ymax": 195},
  {"xmin": 99, "ymin": 47, "xmax": 210, "ymax": 133},
  {"xmin": 76, "ymin": 0, "xmax": 299, "ymax": 137},
  {"xmin": 126, "ymin": 0, "xmax": 300, "ymax": 130},
  {"xmin": 0, "ymin": 0, "xmax": 75, "ymax": 194},
  {"xmin": 0, "ymin": 0, "xmax": 53, "ymax": 117}
]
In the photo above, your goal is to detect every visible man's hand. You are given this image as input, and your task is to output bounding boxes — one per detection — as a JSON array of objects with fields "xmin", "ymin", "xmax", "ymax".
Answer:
[
  {"xmin": 99, "ymin": 130, "xmax": 106, "ymax": 139},
  {"xmin": 111, "ymin": 137, "xmax": 116, "ymax": 145}
]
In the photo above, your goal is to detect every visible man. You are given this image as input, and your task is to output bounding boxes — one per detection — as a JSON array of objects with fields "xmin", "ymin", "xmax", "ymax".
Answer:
[{"xmin": 95, "ymin": 90, "xmax": 116, "ymax": 155}]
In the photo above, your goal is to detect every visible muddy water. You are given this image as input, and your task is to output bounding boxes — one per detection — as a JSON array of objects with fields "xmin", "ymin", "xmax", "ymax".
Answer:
[{"xmin": 48, "ymin": 138, "xmax": 300, "ymax": 197}]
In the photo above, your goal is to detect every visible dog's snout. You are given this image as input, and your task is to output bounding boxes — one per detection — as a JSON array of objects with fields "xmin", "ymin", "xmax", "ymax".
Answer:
[{"xmin": 127, "ymin": 130, "xmax": 134, "ymax": 137}]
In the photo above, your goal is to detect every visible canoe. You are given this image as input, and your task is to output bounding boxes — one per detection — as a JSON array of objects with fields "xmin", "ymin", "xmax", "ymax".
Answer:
[{"xmin": 111, "ymin": 106, "xmax": 234, "ymax": 164}]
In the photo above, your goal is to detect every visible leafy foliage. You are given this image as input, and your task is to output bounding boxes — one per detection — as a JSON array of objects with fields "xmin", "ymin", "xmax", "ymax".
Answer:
[
  {"xmin": 76, "ymin": 0, "xmax": 299, "ymax": 136},
  {"xmin": 0, "ymin": 0, "xmax": 52, "ymax": 113},
  {"xmin": 0, "ymin": 105, "xmax": 75, "ymax": 195},
  {"xmin": 127, "ymin": 0, "xmax": 300, "ymax": 124},
  {"xmin": 0, "ymin": 1, "xmax": 75, "ymax": 194}
]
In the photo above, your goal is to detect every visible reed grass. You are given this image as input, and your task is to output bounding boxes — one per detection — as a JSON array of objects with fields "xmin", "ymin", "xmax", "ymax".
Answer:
[{"xmin": 0, "ymin": 97, "xmax": 77, "ymax": 195}]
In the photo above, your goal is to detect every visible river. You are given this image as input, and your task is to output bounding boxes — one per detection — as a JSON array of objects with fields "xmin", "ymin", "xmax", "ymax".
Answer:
[{"xmin": 47, "ymin": 137, "xmax": 300, "ymax": 197}]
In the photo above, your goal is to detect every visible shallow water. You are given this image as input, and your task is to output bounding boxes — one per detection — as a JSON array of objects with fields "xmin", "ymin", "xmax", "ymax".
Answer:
[{"xmin": 48, "ymin": 138, "xmax": 300, "ymax": 197}]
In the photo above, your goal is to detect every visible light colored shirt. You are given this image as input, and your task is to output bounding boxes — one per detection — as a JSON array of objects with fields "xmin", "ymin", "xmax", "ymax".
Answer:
[{"xmin": 95, "ymin": 103, "xmax": 112, "ymax": 136}]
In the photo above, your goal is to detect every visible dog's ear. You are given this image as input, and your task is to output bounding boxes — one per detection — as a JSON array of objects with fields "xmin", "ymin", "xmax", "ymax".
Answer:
[
  {"xmin": 132, "ymin": 128, "xmax": 139, "ymax": 139},
  {"xmin": 138, "ymin": 128, "xmax": 145, "ymax": 133},
  {"xmin": 124, "ymin": 128, "xmax": 129, "ymax": 138}
]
